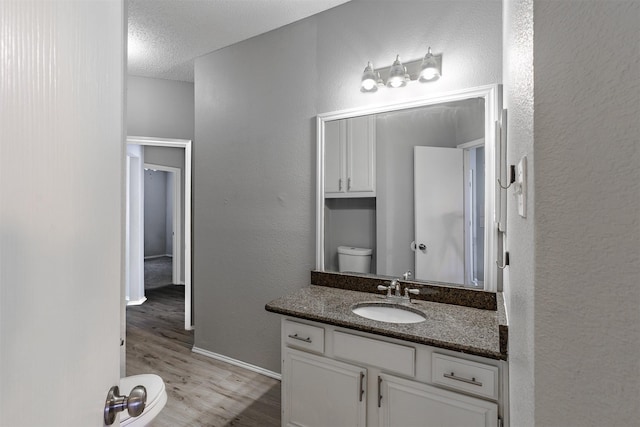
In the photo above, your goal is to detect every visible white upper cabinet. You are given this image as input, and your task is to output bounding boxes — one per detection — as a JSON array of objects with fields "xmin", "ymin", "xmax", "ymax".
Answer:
[{"xmin": 325, "ymin": 116, "xmax": 376, "ymax": 197}]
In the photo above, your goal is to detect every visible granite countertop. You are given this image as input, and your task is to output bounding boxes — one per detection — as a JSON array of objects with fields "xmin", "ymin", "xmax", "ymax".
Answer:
[{"xmin": 266, "ymin": 285, "xmax": 507, "ymax": 360}]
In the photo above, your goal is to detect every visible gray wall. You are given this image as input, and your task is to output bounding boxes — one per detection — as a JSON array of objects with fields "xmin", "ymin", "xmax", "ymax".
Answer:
[
  {"xmin": 504, "ymin": 0, "xmax": 640, "ymax": 425},
  {"xmin": 194, "ymin": 0, "xmax": 502, "ymax": 373},
  {"xmin": 127, "ymin": 75, "xmax": 194, "ymax": 140},
  {"xmin": 144, "ymin": 170, "xmax": 169, "ymax": 257}
]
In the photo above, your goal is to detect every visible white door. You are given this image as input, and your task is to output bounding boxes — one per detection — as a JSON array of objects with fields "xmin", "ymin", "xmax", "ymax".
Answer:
[
  {"xmin": 283, "ymin": 348, "xmax": 367, "ymax": 427},
  {"xmin": 414, "ymin": 146, "xmax": 465, "ymax": 283},
  {"xmin": 1, "ymin": 1, "xmax": 125, "ymax": 426},
  {"xmin": 378, "ymin": 374, "xmax": 498, "ymax": 427}
]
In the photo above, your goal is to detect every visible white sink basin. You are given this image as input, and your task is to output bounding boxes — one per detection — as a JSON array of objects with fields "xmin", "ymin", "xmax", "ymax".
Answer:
[{"xmin": 351, "ymin": 303, "xmax": 426, "ymax": 324}]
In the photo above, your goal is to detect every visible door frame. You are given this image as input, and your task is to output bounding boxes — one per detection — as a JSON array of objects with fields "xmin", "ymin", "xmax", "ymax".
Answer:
[
  {"xmin": 126, "ymin": 145, "xmax": 146, "ymax": 306},
  {"xmin": 127, "ymin": 136, "xmax": 193, "ymax": 330},
  {"xmin": 457, "ymin": 138, "xmax": 485, "ymax": 287},
  {"xmin": 144, "ymin": 163, "xmax": 182, "ymax": 286}
]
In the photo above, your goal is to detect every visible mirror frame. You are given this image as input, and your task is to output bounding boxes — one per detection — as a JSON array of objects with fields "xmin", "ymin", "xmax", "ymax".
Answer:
[{"xmin": 316, "ymin": 84, "xmax": 501, "ymax": 292}]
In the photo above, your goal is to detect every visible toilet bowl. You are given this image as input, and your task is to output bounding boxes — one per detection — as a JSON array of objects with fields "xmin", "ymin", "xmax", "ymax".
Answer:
[
  {"xmin": 338, "ymin": 246, "xmax": 372, "ymax": 273},
  {"xmin": 119, "ymin": 374, "xmax": 167, "ymax": 426}
]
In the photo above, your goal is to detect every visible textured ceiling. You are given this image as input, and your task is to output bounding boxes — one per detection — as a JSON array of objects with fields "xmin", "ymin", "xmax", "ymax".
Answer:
[{"xmin": 128, "ymin": 0, "xmax": 350, "ymax": 82}]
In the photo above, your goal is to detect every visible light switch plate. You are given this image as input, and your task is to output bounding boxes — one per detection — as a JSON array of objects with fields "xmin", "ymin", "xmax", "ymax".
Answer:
[{"xmin": 516, "ymin": 156, "xmax": 527, "ymax": 218}]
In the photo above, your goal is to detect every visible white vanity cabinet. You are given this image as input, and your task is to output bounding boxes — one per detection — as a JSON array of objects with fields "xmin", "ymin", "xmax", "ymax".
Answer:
[
  {"xmin": 281, "ymin": 318, "xmax": 507, "ymax": 427},
  {"xmin": 378, "ymin": 374, "xmax": 497, "ymax": 427},
  {"xmin": 324, "ymin": 116, "xmax": 376, "ymax": 197},
  {"xmin": 283, "ymin": 349, "xmax": 367, "ymax": 427}
]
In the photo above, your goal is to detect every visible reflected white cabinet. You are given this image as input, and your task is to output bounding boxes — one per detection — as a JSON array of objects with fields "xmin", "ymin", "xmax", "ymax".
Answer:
[
  {"xmin": 324, "ymin": 116, "xmax": 376, "ymax": 197},
  {"xmin": 283, "ymin": 348, "xmax": 366, "ymax": 427},
  {"xmin": 378, "ymin": 373, "xmax": 498, "ymax": 427}
]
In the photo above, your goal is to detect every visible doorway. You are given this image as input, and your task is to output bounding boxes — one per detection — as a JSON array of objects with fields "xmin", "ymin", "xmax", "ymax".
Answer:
[
  {"xmin": 143, "ymin": 164, "xmax": 182, "ymax": 288},
  {"xmin": 126, "ymin": 136, "xmax": 193, "ymax": 330}
]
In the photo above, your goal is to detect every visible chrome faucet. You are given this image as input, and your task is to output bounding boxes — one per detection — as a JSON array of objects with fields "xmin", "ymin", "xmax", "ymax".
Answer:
[
  {"xmin": 391, "ymin": 278, "xmax": 402, "ymax": 297},
  {"xmin": 377, "ymin": 271, "xmax": 419, "ymax": 302}
]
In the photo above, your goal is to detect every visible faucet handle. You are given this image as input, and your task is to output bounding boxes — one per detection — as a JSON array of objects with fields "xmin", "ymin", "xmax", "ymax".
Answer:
[
  {"xmin": 402, "ymin": 270, "xmax": 412, "ymax": 281},
  {"xmin": 404, "ymin": 288, "xmax": 420, "ymax": 300}
]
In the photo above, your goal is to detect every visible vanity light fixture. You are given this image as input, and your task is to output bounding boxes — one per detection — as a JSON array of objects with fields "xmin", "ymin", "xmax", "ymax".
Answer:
[{"xmin": 361, "ymin": 47, "xmax": 442, "ymax": 92}]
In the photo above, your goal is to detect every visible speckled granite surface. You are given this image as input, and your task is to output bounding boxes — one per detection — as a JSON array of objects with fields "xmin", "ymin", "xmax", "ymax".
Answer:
[
  {"xmin": 266, "ymin": 285, "xmax": 507, "ymax": 360},
  {"xmin": 311, "ymin": 270, "xmax": 497, "ymax": 310}
]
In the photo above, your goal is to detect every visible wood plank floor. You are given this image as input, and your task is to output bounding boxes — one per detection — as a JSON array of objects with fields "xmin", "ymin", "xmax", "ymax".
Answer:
[{"xmin": 126, "ymin": 285, "xmax": 281, "ymax": 427}]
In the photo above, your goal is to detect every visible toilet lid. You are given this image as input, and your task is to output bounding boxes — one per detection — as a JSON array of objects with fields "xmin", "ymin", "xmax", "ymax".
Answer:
[
  {"xmin": 338, "ymin": 246, "xmax": 372, "ymax": 256},
  {"xmin": 119, "ymin": 374, "xmax": 166, "ymax": 424}
]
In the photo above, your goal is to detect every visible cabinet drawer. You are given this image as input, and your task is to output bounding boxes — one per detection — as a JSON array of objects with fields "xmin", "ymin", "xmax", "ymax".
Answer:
[
  {"xmin": 283, "ymin": 320, "xmax": 324, "ymax": 354},
  {"xmin": 432, "ymin": 353, "xmax": 499, "ymax": 400},
  {"xmin": 333, "ymin": 331, "xmax": 415, "ymax": 377}
]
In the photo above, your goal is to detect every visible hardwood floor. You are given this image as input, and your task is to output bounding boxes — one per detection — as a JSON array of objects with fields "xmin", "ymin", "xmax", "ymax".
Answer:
[{"xmin": 126, "ymin": 285, "xmax": 281, "ymax": 427}]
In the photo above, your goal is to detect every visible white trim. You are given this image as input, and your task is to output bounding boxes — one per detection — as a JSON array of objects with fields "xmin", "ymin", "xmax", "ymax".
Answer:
[
  {"xmin": 192, "ymin": 347, "xmax": 282, "ymax": 381},
  {"xmin": 125, "ymin": 148, "xmax": 145, "ymax": 312},
  {"xmin": 127, "ymin": 136, "xmax": 194, "ymax": 330},
  {"xmin": 143, "ymin": 254, "xmax": 173, "ymax": 260},
  {"xmin": 126, "ymin": 297, "xmax": 147, "ymax": 306},
  {"xmin": 457, "ymin": 138, "xmax": 485, "ymax": 150},
  {"xmin": 316, "ymin": 84, "xmax": 500, "ymax": 292}
]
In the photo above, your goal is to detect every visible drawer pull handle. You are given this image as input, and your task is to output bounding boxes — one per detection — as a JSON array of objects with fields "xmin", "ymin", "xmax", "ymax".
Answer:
[
  {"xmin": 444, "ymin": 372, "xmax": 483, "ymax": 387},
  {"xmin": 377, "ymin": 376, "xmax": 383, "ymax": 408},
  {"xmin": 287, "ymin": 334, "xmax": 312, "ymax": 343},
  {"xmin": 359, "ymin": 372, "xmax": 365, "ymax": 402}
]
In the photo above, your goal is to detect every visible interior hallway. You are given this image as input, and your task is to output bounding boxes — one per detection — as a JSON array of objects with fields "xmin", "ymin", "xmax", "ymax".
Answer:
[
  {"xmin": 144, "ymin": 256, "xmax": 175, "ymax": 289},
  {"xmin": 126, "ymin": 285, "xmax": 281, "ymax": 426}
]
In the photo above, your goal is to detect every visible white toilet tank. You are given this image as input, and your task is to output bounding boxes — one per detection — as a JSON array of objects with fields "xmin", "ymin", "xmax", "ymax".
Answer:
[{"xmin": 338, "ymin": 246, "xmax": 372, "ymax": 274}]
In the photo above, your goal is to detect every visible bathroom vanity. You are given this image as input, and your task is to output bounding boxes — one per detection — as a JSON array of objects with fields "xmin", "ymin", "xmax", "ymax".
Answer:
[
  {"xmin": 269, "ymin": 84, "xmax": 509, "ymax": 426},
  {"xmin": 266, "ymin": 272, "xmax": 509, "ymax": 427}
]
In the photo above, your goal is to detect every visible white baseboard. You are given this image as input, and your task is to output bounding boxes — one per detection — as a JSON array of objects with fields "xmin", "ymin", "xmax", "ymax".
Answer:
[
  {"xmin": 126, "ymin": 297, "xmax": 147, "ymax": 306},
  {"xmin": 192, "ymin": 346, "xmax": 281, "ymax": 381},
  {"xmin": 144, "ymin": 254, "xmax": 173, "ymax": 260}
]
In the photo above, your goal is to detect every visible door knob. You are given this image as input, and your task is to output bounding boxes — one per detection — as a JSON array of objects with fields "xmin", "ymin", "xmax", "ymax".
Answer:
[
  {"xmin": 104, "ymin": 384, "xmax": 147, "ymax": 425},
  {"xmin": 418, "ymin": 243, "xmax": 426, "ymax": 251}
]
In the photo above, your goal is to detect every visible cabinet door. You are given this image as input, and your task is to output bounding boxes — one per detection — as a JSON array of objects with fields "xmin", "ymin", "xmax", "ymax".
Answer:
[
  {"xmin": 284, "ymin": 348, "xmax": 366, "ymax": 427},
  {"xmin": 324, "ymin": 120, "xmax": 346, "ymax": 195},
  {"xmin": 346, "ymin": 116, "xmax": 375, "ymax": 194},
  {"xmin": 378, "ymin": 374, "xmax": 497, "ymax": 427}
]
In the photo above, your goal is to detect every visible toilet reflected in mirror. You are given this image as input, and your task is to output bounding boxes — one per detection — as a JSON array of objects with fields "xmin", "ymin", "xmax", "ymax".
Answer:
[{"xmin": 337, "ymin": 246, "xmax": 372, "ymax": 274}]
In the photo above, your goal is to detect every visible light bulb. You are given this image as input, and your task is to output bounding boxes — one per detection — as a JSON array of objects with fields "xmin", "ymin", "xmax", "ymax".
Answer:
[
  {"xmin": 361, "ymin": 62, "xmax": 378, "ymax": 93},
  {"xmin": 387, "ymin": 55, "xmax": 407, "ymax": 88},
  {"xmin": 419, "ymin": 47, "xmax": 440, "ymax": 82}
]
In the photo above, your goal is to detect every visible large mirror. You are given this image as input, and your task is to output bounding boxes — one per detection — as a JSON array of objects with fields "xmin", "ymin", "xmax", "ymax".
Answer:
[{"xmin": 316, "ymin": 85, "xmax": 500, "ymax": 291}]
